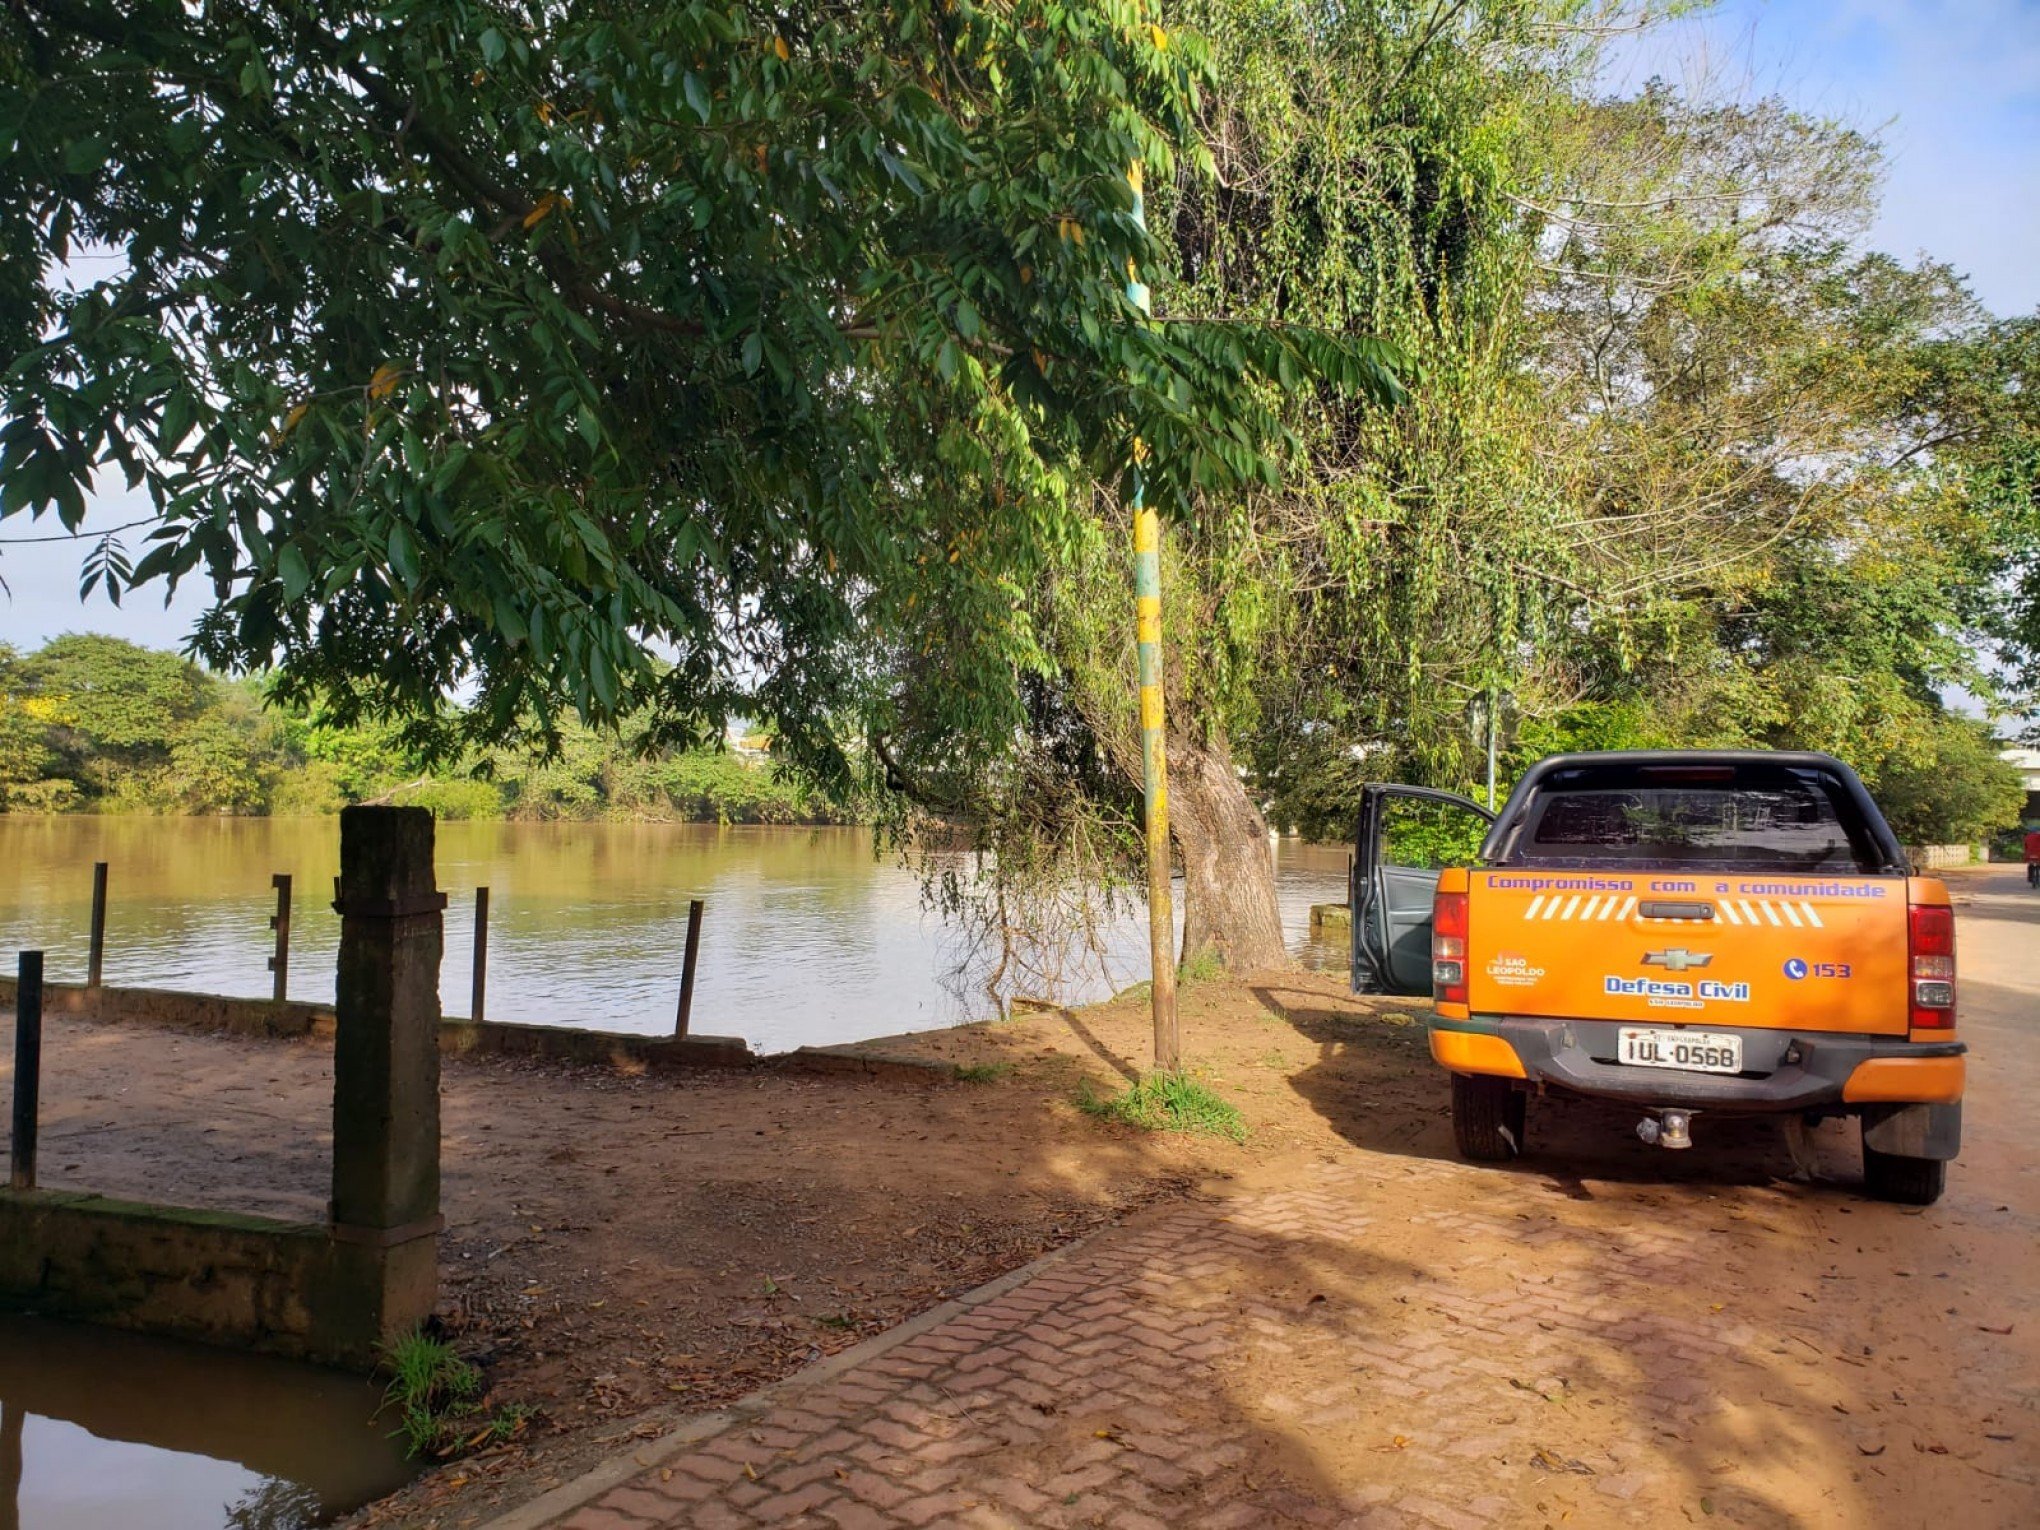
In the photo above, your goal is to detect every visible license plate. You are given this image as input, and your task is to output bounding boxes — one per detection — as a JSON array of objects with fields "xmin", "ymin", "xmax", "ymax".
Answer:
[{"xmin": 1617, "ymin": 1027, "xmax": 1743, "ymax": 1075}]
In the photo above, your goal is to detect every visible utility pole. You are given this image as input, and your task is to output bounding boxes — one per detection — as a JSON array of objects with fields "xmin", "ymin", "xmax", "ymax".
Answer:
[{"xmin": 1128, "ymin": 160, "xmax": 1179, "ymax": 1072}]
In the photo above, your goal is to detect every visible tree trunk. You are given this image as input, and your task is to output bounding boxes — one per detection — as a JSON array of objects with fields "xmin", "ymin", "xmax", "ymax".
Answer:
[{"xmin": 1169, "ymin": 726, "xmax": 1291, "ymax": 972}]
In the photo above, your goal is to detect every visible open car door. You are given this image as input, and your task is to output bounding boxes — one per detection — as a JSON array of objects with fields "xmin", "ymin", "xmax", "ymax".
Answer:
[{"xmin": 1351, "ymin": 785, "xmax": 1495, "ymax": 996}]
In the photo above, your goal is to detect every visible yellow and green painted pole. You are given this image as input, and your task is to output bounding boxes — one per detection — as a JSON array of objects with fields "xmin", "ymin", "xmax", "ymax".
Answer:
[{"xmin": 1127, "ymin": 160, "xmax": 1180, "ymax": 1072}]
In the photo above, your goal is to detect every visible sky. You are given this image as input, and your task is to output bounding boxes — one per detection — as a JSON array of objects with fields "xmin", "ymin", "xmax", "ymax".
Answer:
[
  {"xmin": 2, "ymin": 0, "xmax": 2037, "ymax": 656},
  {"xmin": 1600, "ymin": 0, "xmax": 2040, "ymax": 318}
]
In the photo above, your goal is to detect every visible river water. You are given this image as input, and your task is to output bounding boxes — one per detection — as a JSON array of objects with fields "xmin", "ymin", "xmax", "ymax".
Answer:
[
  {"xmin": 0, "ymin": 817, "xmax": 1352, "ymax": 1053},
  {"xmin": 0, "ymin": 1314, "xmax": 413, "ymax": 1528}
]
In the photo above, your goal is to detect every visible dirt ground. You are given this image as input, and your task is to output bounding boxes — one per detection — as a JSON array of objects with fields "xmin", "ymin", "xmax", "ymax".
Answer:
[
  {"xmin": 0, "ymin": 964, "xmax": 1430, "ymax": 1522},
  {"xmin": 512, "ymin": 866, "xmax": 2040, "ymax": 1530},
  {"xmin": 4, "ymin": 867, "xmax": 2036, "ymax": 1529}
]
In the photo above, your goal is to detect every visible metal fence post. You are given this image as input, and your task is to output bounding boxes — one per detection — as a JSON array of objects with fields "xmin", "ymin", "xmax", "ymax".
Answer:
[
  {"xmin": 471, "ymin": 887, "xmax": 489, "ymax": 1023},
  {"xmin": 268, "ymin": 874, "xmax": 292, "ymax": 1003},
  {"xmin": 87, "ymin": 862, "xmax": 107, "ymax": 988},
  {"xmin": 11, "ymin": 951, "xmax": 42, "ymax": 1191},
  {"xmin": 675, "ymin": 898, "xmax": 704, "ymax": 1036}
]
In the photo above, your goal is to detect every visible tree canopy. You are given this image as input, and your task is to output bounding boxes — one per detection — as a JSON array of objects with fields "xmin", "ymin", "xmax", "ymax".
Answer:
[
  {"xmin": 0, "ymin": 0, "xmax": 1399, "ymax": 782},
  {"xmin": 872, "ymin": 0, "xmax": 2031, "ymax": 984},
  {"xmin": 4, "ymin": 1, "xmax": 2029, "ymax": 984}
]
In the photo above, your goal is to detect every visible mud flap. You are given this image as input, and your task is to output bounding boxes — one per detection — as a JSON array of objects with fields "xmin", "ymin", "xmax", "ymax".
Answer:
[{"xmin": 1861, "ymin": 1102, "xmax": 1962, "ymax": 1161}]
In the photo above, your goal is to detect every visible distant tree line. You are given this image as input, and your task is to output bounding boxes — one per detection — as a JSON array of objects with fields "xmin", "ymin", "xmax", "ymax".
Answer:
[{"xmin": 0, "ymin": 635, "xmax": 852, "ymax": 823}]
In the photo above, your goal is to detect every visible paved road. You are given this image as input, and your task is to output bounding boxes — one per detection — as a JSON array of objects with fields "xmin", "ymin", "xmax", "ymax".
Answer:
[{"xmin": 504, "ymin": 870, "xmax": 2040, "ymax": 1529}]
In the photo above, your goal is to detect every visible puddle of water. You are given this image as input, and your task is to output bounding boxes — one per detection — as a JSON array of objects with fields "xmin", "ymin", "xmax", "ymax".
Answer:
[{"xmin": 0, "ymin": 1314, "xmax": 414, "ymax": 1529}]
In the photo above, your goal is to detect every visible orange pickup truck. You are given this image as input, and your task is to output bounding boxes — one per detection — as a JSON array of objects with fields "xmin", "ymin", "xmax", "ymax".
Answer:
[{"xmin": 1350, "ymin": 751, "xmax": 1963, "ymax": 1203}]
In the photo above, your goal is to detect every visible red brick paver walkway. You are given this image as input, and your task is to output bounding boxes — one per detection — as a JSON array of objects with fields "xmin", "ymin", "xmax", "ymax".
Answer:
[
  {"xmin": 502, "ymin": 1157, "xmax": 2034, "ymax": 1529},
  {"xmin": 501, "ymin": 876, "xmax": 2040, "ymax": 1529}
]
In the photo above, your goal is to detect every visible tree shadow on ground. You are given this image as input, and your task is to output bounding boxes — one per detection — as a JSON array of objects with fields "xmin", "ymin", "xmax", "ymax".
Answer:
[
  {"xmin": 1249, "ymin": 978, "xmax": 1879, "ymax": 1202},
  {"xmin": 10, "ymin": 967, "xmax": 2027, "ymax": 1529}
]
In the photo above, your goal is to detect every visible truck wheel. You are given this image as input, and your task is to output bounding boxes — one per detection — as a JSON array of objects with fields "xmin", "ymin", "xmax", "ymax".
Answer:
[
  {"xmin": 1452, "ymin": 1075, "xmax": 1526, "ymax": 1162},
  {"xmin": 1862, "ymin": 1143, "xmax": 1946, "ymax": 1206}
]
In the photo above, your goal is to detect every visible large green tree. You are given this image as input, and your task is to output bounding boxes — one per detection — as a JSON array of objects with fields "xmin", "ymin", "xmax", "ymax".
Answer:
[
  {"xmin": 876, "ymin": 0, "xmax": 1573, "ymax": 973},
  {"xmin": 0, "ymin": 0, "xmax": 1397, "ymax": 788},
  {"xmin": 892, "ymin": 6, "xmax": 2034, "ymax": 988},
  {"xmin": 1496, "ymin": 87, "xmax": 2031, "ymax": 834}
]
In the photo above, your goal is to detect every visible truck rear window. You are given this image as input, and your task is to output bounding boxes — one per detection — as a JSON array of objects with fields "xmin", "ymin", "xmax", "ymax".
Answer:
[{"xmin": 1495, "ymin": 762, "xmax": 1884, "ymax": 871}]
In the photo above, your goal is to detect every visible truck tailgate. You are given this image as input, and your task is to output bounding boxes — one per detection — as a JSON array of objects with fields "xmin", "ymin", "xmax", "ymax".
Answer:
[{"xmin": 1466, "ymin": 871, "xmax": 1912, "ymax": 1034}]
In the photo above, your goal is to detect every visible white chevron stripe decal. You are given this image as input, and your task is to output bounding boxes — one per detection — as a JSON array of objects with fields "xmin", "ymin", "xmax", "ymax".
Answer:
[{"xmin": 1501, "ymin": 891, "xmax": 1837, "ymax": 927}]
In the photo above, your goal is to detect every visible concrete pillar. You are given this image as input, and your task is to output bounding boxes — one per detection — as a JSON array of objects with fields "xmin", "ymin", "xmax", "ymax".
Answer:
[{"xmin": 325, "ymin": 805, "xmax": 445, "ymax": 1356}]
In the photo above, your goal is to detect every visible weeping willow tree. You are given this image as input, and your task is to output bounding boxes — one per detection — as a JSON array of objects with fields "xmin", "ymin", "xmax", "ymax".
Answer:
[
  {"xmin": 877, "ymin": 1, "xmax": 2030, "ymax": 994},
  {"xmin": 874, "ymin": 0, "xmax": 1586, "ymax": 981}
]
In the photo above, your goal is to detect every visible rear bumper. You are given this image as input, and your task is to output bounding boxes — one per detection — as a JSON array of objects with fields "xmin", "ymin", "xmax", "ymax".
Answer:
[{"xmin": 1430, "ymin": 1016, "xmax": 1965, "ymax": 1112}]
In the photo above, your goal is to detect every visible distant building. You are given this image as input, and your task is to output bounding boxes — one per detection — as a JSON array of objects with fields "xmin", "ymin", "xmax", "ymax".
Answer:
[{"xmin": 2003, "ymin": 747, "xmax": 2040, "ymax": 823}]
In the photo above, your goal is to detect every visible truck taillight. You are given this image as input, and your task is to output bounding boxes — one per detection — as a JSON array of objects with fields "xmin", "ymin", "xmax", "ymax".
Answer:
[
  {"xmin": 1908, "ymin": 902, "xmax": 1956, "ymax": 1030},
  {"xmin": 1433, "ymin": 889, "xmax": 1469, "ymax": 1005}
]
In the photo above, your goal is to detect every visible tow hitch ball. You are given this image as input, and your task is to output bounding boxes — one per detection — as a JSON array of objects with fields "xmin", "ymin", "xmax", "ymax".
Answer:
[{"xmin": 1637, "ymin": 1109, "xmax": 1695, "ymax": 1150}]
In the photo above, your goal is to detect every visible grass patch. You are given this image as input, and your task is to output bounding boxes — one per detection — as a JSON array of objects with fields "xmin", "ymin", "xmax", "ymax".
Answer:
[
  {"xmin": 1077, "ymin": 1070, "xmax": 1247, "ymax": 1142},
  {"xmin": 1177, "ymin": 946, "xmax": 1226, "ymax": 986},
  {"xmin": 952, "ymin": 1061, "xmax": 1014, "ymax": 1084},
  {"xmin": 380, "ymin": 1329, "xmax": 531, "ymax": 1459}
]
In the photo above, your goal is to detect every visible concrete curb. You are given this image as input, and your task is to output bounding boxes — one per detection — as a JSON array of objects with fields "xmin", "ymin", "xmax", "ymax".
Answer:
[
  {"xmin": 478, "ymin": 1233, "xmax": 1098, "ymax": 1530},
  {"xmin": 0, "ymin": 978, "xmax": 755, "ymax": 1071},
  {"xmin": 768, "ymin": 1044, "xmax": 957, "ymax": 1082}
]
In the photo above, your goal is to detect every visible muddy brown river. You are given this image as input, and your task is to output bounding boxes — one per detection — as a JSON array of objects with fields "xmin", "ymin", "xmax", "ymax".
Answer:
[{"xmin": 0, "ymin": 817, "xmax": 1352, "ymax": 1053}]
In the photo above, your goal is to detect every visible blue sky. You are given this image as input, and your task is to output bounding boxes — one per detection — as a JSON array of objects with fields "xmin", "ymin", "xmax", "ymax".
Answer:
[
  {"xmin": 3, "ymin": 0, "xmax": 2037, "ymax": 655},
  {"xmin": 1602, "ymin": 0, "xmax": 2039, "ymax": 317}
]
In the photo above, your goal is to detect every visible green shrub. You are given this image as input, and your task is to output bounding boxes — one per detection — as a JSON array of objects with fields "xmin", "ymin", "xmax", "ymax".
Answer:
[
  {"xmin": 1077, "ymin": 1070, "xmax": 1247, "ymax": 1142},
  {"xmin": 379, "ymin": 1330, "xmax": 530, "ymax": 1459},
  {"xmin": 404, "ymin": 776, "xmax": 507, "ymax": 820}
]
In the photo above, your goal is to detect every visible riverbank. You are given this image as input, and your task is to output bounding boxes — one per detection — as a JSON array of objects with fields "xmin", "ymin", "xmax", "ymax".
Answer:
[
  {"xmin": 0, "ymin": 816, "xmax": 1358, "ymax": 1052},
  {"xmin": 1, "ymin": 635, "xmax": 863, "ymax": 823},
  {"xmin": 12, "ymin": 894, "xmax": 2029, "ymax": 1530},
  {"xmin": 1, "ymin": 966, "xmax": 1434, "ymax": 1524}
]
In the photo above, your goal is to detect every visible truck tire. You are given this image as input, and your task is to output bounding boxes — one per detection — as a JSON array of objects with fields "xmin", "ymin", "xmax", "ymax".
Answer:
[
  {"xmin": 1452, "ymin": 1074, "xmax": 1526, "ymax": 1162},
  {"xmin": 1862, "ymin": 1143, "xmax": 1946, "ymax": 1206}
]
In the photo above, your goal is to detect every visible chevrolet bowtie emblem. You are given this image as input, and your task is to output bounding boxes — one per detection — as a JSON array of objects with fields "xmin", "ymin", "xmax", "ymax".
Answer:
[{"xmin": 1643, "ymin": 949, "xmax": 1713, "ymax": 972}]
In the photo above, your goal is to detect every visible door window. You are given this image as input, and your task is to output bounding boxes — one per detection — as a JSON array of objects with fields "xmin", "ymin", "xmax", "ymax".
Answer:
[{"xmin": 1379, "ymin": 794, "xmax": 1489, "ymax": 871}]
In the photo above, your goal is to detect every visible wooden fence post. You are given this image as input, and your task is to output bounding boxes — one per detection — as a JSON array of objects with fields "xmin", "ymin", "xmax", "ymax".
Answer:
[
  {"xmin": 675, "ymin": 898, "xmax": 704, "ymax": 1036},
  {"xmin": 471, "ymin": 887, "xmax": 489, "ymax": 1023},
  {"xmin": 268, "ymin": 874, "xmax": 292, "ymax": 1003},
  {"xmin": 87, "ymin": 862, "xmax": 107, "ymax": 989},
  {"xmin": 11, "ymin": 951, "xmax": 42, "ymax": 1191}
]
